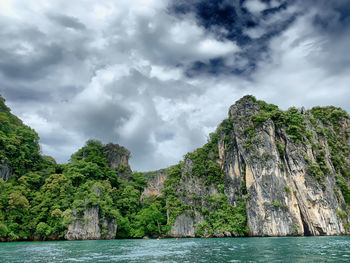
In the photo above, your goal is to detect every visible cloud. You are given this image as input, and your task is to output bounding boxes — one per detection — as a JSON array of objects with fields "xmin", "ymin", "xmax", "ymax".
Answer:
[
  {"xmin": 0, "ymin": 0, "xmax": 349, "ymax": 171},
  {"xmin": 47, "ymin": 13, "xmax": 86, "ymax": 30},
  {"xmin": 231, "ymin": 0, "xmax": 350, "ymax": 112},
  {"xmin": 243, "ymin": 0, "xmax": 268, "ymax": 14}
]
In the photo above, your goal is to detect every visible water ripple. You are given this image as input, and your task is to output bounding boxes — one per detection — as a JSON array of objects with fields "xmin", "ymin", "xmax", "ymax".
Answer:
[{"xmin": 0, "ymin": 236, "xmax": 349, "ymax": 263}]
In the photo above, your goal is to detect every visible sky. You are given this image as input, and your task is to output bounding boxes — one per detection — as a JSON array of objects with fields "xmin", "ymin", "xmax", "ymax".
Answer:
[{"xmin": 0, "ymin": 0, "xmax": 349, "ymax": 171}]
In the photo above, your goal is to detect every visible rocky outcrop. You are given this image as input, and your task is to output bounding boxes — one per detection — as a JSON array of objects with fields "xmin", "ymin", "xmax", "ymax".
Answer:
[
  {"xmin": 169, "ymin": 211, "xmax": 204, "ymax": 237},
  {"xmin": 216, "ymin": 96, "xmax": 349, "ymax": 236},
  {"xmin": 0, "ymin": 160, "xmax": 10, "ymax": 182},
  {"xmin": 224, "ymin": 97, "xmax": 350, "ymax": 236},
  {"xmin": 65, "ymin": 206, "xmax": 117, "ymax": 241},
  {"xmin": 158, "ymin": 96, "xmax": 350, "ymax": 237},
  {"xmin": 142, "ymin": 170, "xmax": 168, "ymax": 199},
  {"xmin": 104, "ymin": 143, "xmax": 130, "ymax": 169},
  {"xmin": 1, "ymin": 95, "xmax": 349, "ymax": 241},
  {"xmin": 64, "ymin": 186, "xmax": 117, "ymax": 241},
  {"xmin": 104, "ymin": 143, "xmax": 131, "ymax": 180},
  {"xmin": 168, "ymin": 159, "xmax": 224, "ymax": 237}
]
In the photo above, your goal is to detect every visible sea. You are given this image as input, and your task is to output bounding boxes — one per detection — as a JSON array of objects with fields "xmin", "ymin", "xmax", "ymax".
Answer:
[{"xmin": 0, "ymin": 236, "xmax": 349, "ymax": 262}]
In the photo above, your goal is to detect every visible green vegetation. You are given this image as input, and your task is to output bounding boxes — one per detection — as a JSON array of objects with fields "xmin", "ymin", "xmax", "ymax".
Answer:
[
  {"xmin": 162, "ymin": 129, "xmax": 249, "ymax": 237},
  {"xmin": 294, "ymin": 225, "xmax": 299, "ymax": 232},
  {"xmin": 0, "ymin": 96, "xmax": 43, "ymax": 180},
  {"xmin": 284, "ymin": 186, "xmax": 291, "ymax": 195},
  {"xmin": 161, "ymin": 163, "xmax": 185, "ymax": 232},
  {"xmin": 196, "ymin": 194, "xmax": 248, "ymax": 236},
  {"xmin": 307, "ymin": 162, "xmax": 324, "ymax": 180},
  {"xmin": 273, "ymin": 200, "xmax": 281, "ymax": 208},
  {"xmin": 184, "ymin": 132, "xmax": 223, "ymax": 186},
  {"xmin": 249, "ymin": 99, "xmax": 306, "ymax": 143},
  {"xmin": 337, "ymin": 209, "xmax": 350, "ymax": 231},
  {"xmin": 310, "ymin": 106, "xmax": 349, "ymax": 130},
  {"xmin": 276, "ymin": 143, "xmax": 285, "ymax": 159},
  {"xmin": 1, "ymin": 94, "xmax": 350, "ymax": 240},
  {"xmin": 308, "ymin": 106, "xmax": 350, "ymax": 204},
  {"xmin": 336, "ymin": 176, "xmax": 350, "ymax": 204},
  {"xmin": 131, "ymin": 196, "xmax": 167, "ymax": 237},
  {"xmin": 0, "ymin": 97, "xmax": 169, "ymax": 240}
]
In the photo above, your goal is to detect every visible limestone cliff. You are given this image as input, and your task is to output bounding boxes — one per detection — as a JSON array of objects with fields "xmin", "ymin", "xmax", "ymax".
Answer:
[
  {"xmin": 65, "ymin": 206, "xmax": 117, "ymax": 241},
  {"xmin": 2, "ymin": 94, "xmax": 349, "ymax": 241},
  {"xmin": 141, "ymin": 169, "xmax": 168, "ymax": 199},
  {"xmin": 64, "ymin": 143, "xmax": 130, "ymax": 241},
  {"xmin": 220, "ymin": 96, "xmax": 350, "ymax": 236},
  {"xmin": 144, "ymin": 96, "xmax": 350, "ymax": 237},
  {"xmin": 104, "ymin": 143, "xmax": 130, "ymax": 170},
  {"xmin": 104, "ymin": 143, "xmax": 132, "ymax": 180}
]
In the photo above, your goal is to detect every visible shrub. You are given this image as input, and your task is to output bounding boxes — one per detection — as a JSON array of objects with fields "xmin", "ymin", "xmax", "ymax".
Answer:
[
  {"xmin": 284, "ymin": 186, "xmax": 291, "ymax": 195},
  {"xmin": 35, "ymin": 222, "xmax": 52, "ymax": 238},
  {"xmin": 273, "ymin": 200, "xmax": 280, "ymax": 207},
  {"xmin": 307, "ymin": 162, "xmax": 324, "ymax": 180}
]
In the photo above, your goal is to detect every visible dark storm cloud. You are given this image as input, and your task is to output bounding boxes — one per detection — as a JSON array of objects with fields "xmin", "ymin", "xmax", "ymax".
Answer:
[
  {"xmin": 294, "ymin": 0, "xmax": 350, "ymax": 75},
  {"xmin": 306, "ymin": 0, "xmax": 350, "ymax": 33},
  {"xmin": 0, "ymin": 83, "xmax": 51, "ymax": 102},
  {"xmin": 169, "ymin": 0, "xmax": 299, "ymax": 76},
  {"xmin": 47, "ymin": 13, "xmax": 86, "ymax": 30},
  {"xmin": 0, "ymin": 44, "xmax": 63, "ymax": 80},
  {"xmin": 0, "ymin": 23, "xmax": 63, "ymax": 80},
  {"xmin": 0, "ymin": 0, "xmax": 349, "ymax": 171},
  {"xmin": 107, "ymin": 69, "xmax": 199, "ymax": 99},
  {"xmin": 60, "ymin": 100, "xmax": 132, "ymax": 142}
]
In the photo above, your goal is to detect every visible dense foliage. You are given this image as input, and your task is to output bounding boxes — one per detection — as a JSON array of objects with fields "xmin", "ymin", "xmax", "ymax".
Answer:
[
  {"xmin": 0, "ymin": 96, "xmax": 43, "ymax": 179},
  {"xmin": 252, "ymin": 100, "xmax": 306, "ymax": 143},
  {"xmin": 1, "ymin": 95, "xmax": 349, "ymax": 239},
  {"xmin": 196, "ymin": 194, "xmax": 248, "ymax": 236},
  {"xmin": 308, "ymin": 106, "xmax": 350, "ymax": 204},
  {"xmin": 0, "ymin": 97, "xmax": 166, "ymax": 240},
  {"xmin": 248, "ymin": 96, "xmax": 350, "ymax": 224},
  {"xmin": 162, "ymin": 131, "xmax": 249, "ymax": 236}
]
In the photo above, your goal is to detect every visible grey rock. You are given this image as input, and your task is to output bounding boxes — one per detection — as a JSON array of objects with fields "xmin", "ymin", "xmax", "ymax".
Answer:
[
  {"xmin": 160, "ymin": 96, "xmax": 350, "ymax": 237},
  {"xmin": 141, "ymin": 170, "xmax": 168, "ymax": 199},
  {"xmin": 104, "ymin": 143, "xmax": 130, "ymax": 169},
  {"xmin": 219, "ymin": 97, "xmax": 350, "ymax": 236},
  {"xmin": 224, "ymin": 231, "xmax": 232, "ymax": 237},
  {"xmin": 213, "ymin": 232, "xmax": 225, "ymax": 237},
  {"xmin": 169, "ymin": 211, "xmax": 204, "ymax": 237},
  {"xmin": 65, "ymin": 206, "xmax": 117, "ymax": 241},
  {"xmin": 103, "ymin": 143, "xmax": 131, "ymax": 179},
  {"xmin": 0, "ymin": 160, "xmax": 10, "ymax": 182}
]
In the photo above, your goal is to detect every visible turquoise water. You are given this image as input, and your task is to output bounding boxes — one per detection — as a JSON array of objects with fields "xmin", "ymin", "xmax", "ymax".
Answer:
[{"xmin": 0, "ymin": 236, "xmax": 349, "ymax": 262}]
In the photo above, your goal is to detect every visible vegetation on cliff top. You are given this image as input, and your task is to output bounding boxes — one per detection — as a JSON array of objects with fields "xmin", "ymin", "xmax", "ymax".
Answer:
[
  {"xmin": 162, "ymin": 130, "xmax": 249, "ymax": 236},
  {"xmin": 1, "ymin": 94, "xmax": 350, "ymax": 239},
  {"xmin": 0, "ymin": 96, "xmax": 167, "ymax": 240},
  {"xmin": 239, "ymin": 96, "xmax": 350, "ymax": 220}
]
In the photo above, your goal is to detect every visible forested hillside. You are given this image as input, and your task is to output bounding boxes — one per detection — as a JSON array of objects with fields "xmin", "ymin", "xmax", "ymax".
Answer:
[
  {"xmin": 0, "ymin": 96, "xmax": 166, "ymax": 241},
  {"xmin": 1, "ymin": 95, "xmax": 350, "ymax": 240}
]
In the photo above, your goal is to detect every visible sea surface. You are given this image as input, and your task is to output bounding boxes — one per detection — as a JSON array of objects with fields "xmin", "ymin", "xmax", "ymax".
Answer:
[{"xmin": 0, "ymin": 236, "xmax": 349, "ymax": 262}]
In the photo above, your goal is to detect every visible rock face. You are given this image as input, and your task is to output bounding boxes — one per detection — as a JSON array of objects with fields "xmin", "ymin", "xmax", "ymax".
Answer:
[
  {"xmin": 219, "ymin": 96, "xmax": 350, "ymax": 236},
  {"xmin": 104, "ymin": 143, "xmax": 131, "ymax": 179},
  {"xmin": 0, "ymin": 160, "xmax": 10, "ymax": 182},
  {"xmin": 142, "ymin": 170, "xmax": 168, "ymax": 199},
  {"xmin": 65, "ymin": 206, "xmax": 117, "ymax": 241},
  {"xmin": 169, "ymin": 211, "xmax": 204, "ymax": 237},
  {"xmin": 155, "ymin": 96, "xmax": 350, "ymax": 237},
  {"xmin": 65, "ymin": 186, "xmax": 117, "ymax": 241},
  {"xmin": 104, "ymin": 143, "xmax": 130, "ymax": 169},
  {"xmin": 63, "ymin": 144, "xmax": 130, "ymax": 241}
]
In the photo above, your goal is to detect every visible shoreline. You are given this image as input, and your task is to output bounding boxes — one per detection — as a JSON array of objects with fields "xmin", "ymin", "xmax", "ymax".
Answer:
[{"xmin": 1, "ymin": 234, "xmax": 349, "ymax": 243}]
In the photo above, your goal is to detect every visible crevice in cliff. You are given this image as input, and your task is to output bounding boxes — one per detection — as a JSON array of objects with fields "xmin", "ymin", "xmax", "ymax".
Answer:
[
  {"xmin": 239, "ymin": 155, "xmax": 248, "ymax": 195},
  {"xmin": 300, "ymin": 211, "xmax": 311, "ymax": 236}
]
